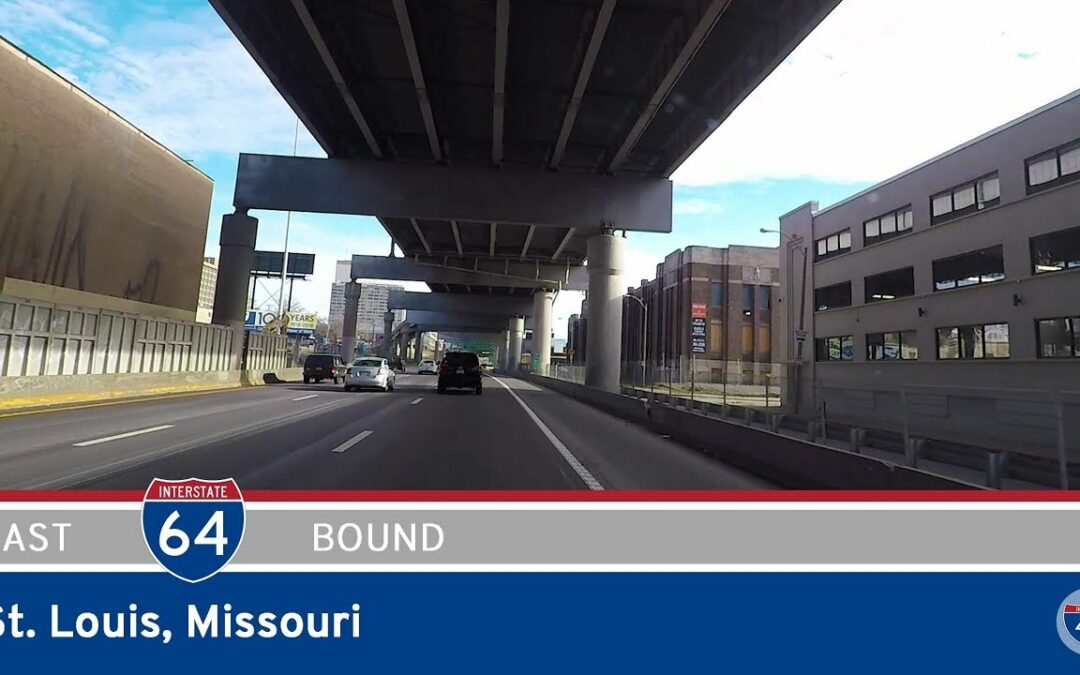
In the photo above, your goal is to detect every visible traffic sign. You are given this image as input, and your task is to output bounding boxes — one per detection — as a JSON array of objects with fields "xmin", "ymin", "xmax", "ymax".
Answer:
[
  {"xmin": 691, "ymin": 317, "xmax": 707, "ymax": 354},
  {"xmin": 691, "ymin": 303, "xmax": 708, "ymax": 319},
  {"xmin": 794, "ymin": 329, "xmax": 808, "ymax": 344},
  {"xmin": 141, "ymin": 478, "xmax": 246, "ymax": 583}
]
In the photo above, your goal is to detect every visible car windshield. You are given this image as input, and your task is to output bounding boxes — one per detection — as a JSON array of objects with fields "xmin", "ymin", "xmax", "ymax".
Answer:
[{"xmin": 354, "ymin": 359, "xmax": 383, "ymax": 368}]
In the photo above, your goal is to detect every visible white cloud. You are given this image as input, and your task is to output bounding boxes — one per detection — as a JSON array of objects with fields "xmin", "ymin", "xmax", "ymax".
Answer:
[
  {"xmin": 0, "ymin": 0, "xmax": 109, "ymax": 47},
  {"xmin": 673, "ymin": 0, "xmax": 1080, "ymax": 186},
  {"xmin": 672, "ymin": 198, "xmax": 726, "ymax": 215},
  {"xmin": 2, "ymin": 2, "xmax": 321, "ymax": 161}
]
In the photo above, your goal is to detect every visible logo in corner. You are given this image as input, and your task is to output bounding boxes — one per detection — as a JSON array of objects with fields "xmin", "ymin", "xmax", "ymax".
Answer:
[
  {"xmin": 141, "ymin": 478, "xmax": 246, "ymax": 583},
  {"xmin": 1058, "ymin": 590, "xmax": 1080, "ymax": 654}
]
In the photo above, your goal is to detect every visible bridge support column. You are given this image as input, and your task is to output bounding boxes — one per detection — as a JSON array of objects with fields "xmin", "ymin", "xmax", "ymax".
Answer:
[
  {"xmin": 532, "ymin": 289, "xmax": 554, "ymax": 375},
  {"xmin": 382, "ymin": 311, "xmax": 395, "ymax": 358},
  {"xmin": 413, "ymin": 332, "xmax": 423, "ymax": 361},
  {"xmin": 341, "ymin": 281, "xmax": 361, "ymax": 362},
  {"xmin": 211, "ymin": 210, "xmax": 258, "ymax": 325},
  {"xmin": 508, "ymin": 316, "xmax": 525, "ymax": 373},
  {"xmin": 500, "ymin": 329, "xmax": 510, "ymax": 371},
  {"xmin": 399, "ymin": 330, "xmax": 410, "ymax": 360},
  {"xmin": 585, "ymin": 231, "xmax": 625, "ymax": 392}
]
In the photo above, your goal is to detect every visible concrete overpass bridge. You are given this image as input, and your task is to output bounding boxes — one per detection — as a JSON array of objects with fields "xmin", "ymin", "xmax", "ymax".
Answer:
[{"xmin": 209, "ymin": 0, "xmax": 841, "ymax": 390}]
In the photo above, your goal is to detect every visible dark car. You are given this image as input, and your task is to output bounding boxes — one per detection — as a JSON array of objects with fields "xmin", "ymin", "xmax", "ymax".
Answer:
[
  {"xmin": 437, "ymin": 351, "xmax": 483, "ymax": 395},
  {"xmin": 303, "ymin": 353, "xmax": 346, "ymax": 384}
]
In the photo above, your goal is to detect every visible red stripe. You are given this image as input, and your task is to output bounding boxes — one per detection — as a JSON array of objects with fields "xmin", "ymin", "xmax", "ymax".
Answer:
[{"xmin": 0, "ymin": 490, "xmax": 1078, "ymax": 502}]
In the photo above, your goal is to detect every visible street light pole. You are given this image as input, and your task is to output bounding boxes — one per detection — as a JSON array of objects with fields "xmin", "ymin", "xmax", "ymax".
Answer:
[
  {"xmin": 625, "ymin": 294, "xmax": 647, "ymax": 389},
  {"xmin": 761, "ymin": 227, "xmax": 808, "ymax": 414},
  {"xmin": 277, "ymin": 117, "xmax": 301, "ymax": 323}
]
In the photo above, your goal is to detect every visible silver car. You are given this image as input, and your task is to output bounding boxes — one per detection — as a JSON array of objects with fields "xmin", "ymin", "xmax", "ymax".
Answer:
[{"xmin": 344, "ymin": 357, "xmax": 396, "ymax": 392}]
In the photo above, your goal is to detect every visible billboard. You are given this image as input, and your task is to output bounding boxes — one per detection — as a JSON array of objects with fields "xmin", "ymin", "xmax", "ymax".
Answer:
[
  {"xmin": 0, "ymin": 38, "xmax": 212, "ymax": 312},
  {"xmin": 246, "ymin": 310, "xmax": 317, "ymax": 336},
  {"xmin": 252, "ymin": 251, "xmax": 315, "ymax": 278}
]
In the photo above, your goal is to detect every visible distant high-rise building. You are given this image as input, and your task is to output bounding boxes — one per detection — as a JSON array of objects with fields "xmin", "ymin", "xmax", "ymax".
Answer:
[
  {"xmin": 328, "ymin": 281, "xmax": 404, "ymax": 341},
  {"xmin": 196, "ymin": 257, "xmax": 218, "ymax": 323}
]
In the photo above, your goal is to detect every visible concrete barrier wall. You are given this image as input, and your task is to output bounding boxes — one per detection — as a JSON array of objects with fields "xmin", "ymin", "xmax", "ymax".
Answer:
[
  {"xmin": 529, "ymin": 374, "xmax": 980, "ymax": 490},
  {"xmin": 0, "ymin": 294, "xmax": 238, "ymax": 377},
  {"xmin": 0, "ymin": 293, "xmax": 296, "ymax": 409}
]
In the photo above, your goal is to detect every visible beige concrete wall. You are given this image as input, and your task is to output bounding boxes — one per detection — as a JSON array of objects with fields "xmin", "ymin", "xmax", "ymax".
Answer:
[{"xmin": 0, "ymin": 38, "xmax": 212, "ymax": 312}]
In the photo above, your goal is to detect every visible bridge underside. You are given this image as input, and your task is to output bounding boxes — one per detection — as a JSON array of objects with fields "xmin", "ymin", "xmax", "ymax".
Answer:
[{"xmin": 211, "ymin": 0, "xmax": 840, "ymax": 389}]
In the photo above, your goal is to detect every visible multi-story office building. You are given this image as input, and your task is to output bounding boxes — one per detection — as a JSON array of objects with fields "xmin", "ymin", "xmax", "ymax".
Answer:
[
  {"xmin": 328, "ymin": 281, "xmax": 404, "ymax": 341},
  {"xmin": 196, "ymin": 257, "xmax": 218, "ymax": 324},
  {"xmin": 623, "ymin": 245, "xmax": 780, "ymax": 382},
  {"xmin": 778, "ymin": 90, "xmax": 1080, "ymax": 453}
]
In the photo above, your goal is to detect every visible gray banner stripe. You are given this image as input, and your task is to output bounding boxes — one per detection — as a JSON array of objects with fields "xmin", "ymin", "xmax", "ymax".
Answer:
[{"xmin": 1, "ymin": 510, "xmax": 1078, "ymax": 565}]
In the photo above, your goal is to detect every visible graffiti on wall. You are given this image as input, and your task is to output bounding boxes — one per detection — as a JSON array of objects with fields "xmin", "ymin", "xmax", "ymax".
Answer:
[{"xmin": 0, "ymin": 40, "xmax": 212, "ymax": 312}]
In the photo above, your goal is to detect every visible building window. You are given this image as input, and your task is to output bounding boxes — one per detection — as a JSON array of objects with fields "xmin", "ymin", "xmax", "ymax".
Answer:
[
  {"xmin": 867, "ymin": 331, "xmax": 918, "ymax": 360},
  {"xmin": 709, "ymin": 320, "xmax": 724, "ymax": 353},
  {"xmin": 814, "ymin": 229, "xmax": 851, "ymax": 261},
  {"xmin": 757, "ymin": 325, "xmax": 771, "ymax": 362},
  {"xmin": 932, "ymin": 245, "xmax": 1004, "ymax": 291},
  {"xmin": 741, "ymin": 285, "xmax": 754, "ymax": 313},
  {"xmin": 710, "ymin": 282, "xmax": 725, "ymax": 306},
  {"xmin": 1026, "ymin": 139, "xmax": 1080, "ymax": 193},
  {"xmin": 930, "ymin": 173, "xmax": 1000, "ymax": 224},
  {"xmin": 936, "ymin": 323, "xmax": 1010, "ymax": 360},
  {"xmin": 814, "ymin": 281, "xmax": 852, "ymax": 311},
  {"xmin": 758, "ymin": 287, "xmax": 771, "ymax": 310},
  {"xmin": 864, "ymin": 206, "xmax": 913, "ymax": 245},
  {"xmin": 865, "ymin": 267, "xmax": 915, "ymax": 302},
  {"xmin": 1030, "ymin": 225, "xmax": 1080, "ymax": 274},
  {"xmin": 814, "ymin": 335, "xmax": 854, "ymax": 362},
  {"xmin": 1036, "ymin": 316, "xmax": 1080, "ymax": 358},
  {"xmin": 741, "ymin": 325, "xmax": 754, "ymax": 360}
]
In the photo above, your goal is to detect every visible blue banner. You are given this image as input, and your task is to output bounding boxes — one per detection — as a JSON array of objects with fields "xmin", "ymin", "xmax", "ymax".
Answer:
[{"xmin": 1, "ymin": 572, "xmax": 1077, "ymax": 672}]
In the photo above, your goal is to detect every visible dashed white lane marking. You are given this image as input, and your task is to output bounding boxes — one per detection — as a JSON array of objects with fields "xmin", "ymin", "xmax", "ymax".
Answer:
[
  {"xmin": 331, "ymin": 430, "xmax": 374, "ymax": 454},
  {"xmin": 73, "ymin": 425, "xmax": 175, "ymax": 447},
  {"xmin": 409, "ymin": 397, "xmax": 424, "ymax": 405},
  {"xmin": 292, "ymin": 394, "xmax": 319, "ymax": 401},
  {"xmin": 491, "ymin": 377, "xmax": 604, "ymax": 490}
]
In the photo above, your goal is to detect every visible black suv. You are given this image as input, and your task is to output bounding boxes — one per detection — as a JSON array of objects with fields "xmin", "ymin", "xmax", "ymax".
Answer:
[
  {"xmin": 303, "ymin": 353, "xmax": 346, "ymax": 384},
  {"xmin": 437, "ymin": 351, "xmax": 483, "ymax": 395}
]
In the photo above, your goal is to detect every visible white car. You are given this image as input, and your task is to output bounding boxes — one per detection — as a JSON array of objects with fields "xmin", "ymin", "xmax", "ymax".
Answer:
[
  {"xmin": 417, "ymin": 359, "xmax": 438, "ymax": 375},
  {"xmin": 344, "ymin": 357, "xmax": 396, "ymax": 392}
]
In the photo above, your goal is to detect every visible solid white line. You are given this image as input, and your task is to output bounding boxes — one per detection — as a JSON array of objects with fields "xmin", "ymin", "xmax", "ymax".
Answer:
[
  {"xmin": 331, "ymin": 430, "xmax": 374, "ymax": 454},
  {"xmin": 72, "ymin": 425, "xmax": 175, "ymax": 447},
  {"xmin": 292, "ymin": 394, "xmax": 319, "ymax": 401},
  {"xmin": 410, "ymin": 397, "xmax": 423, "ymax": 405},
  {"xmin": 7, "ymin": 502, "xmax": 1080, "ymax": 512},
  {"xmin": 492, "ymin": 377, "xmax": 603, "ymax": 490},
  {"xmin": 3, "ymin": 564, "xmax": 1080, "ymax": 573}
]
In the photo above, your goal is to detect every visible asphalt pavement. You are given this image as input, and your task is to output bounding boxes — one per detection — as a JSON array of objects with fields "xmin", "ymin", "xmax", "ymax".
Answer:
[{"xmin": 0, "ymin": 374, "xmax": 776, "ymax": 490}]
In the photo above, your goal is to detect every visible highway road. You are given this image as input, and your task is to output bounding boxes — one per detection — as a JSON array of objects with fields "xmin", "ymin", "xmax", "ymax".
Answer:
[{"xmin": 0, "ymin": 375, "xmax": 775, "ymax": 490}]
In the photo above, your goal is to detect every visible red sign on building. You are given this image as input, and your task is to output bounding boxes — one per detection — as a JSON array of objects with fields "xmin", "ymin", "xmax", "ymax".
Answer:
[{"xmin": 691, "ymin": 303, "xmax": 708, "ymax": 319}]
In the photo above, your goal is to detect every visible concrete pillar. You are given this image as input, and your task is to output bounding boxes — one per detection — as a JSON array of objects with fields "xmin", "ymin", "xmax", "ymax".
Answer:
[
  {"xmin": 532, "ymin": 289, "xmax": 554, "ymax": 375},
  {"xmin": 508, "ymin": 316, "xmax": 525, "ymax": 372},
  {"xmin": 499, "ymin": 330, "xmax": 510, "ymax": 371},
  {"xmin": 413, "ymin": 331, "xmax": 423, "ymax": 361},
  {"xmin": 399, "ymin": 330, "xmax": 410, "ymax": 360},
  {"xmin": 382, "ymin": 311, "xmax": 395, "ymax": 358},
  {"xmin": 211, "ymin": 210, "xmax": 258, "ymax": 325},
  {"xmin": 435, "ymin": 339, "xmax": 445, "ymax": 361},
  {"xmin": 585, "ymin": 231, "xmax": 625, "ymax": 392},
  {"xmin": 341, "ymin": 281, "xmax": 361, "ymax": 362}
]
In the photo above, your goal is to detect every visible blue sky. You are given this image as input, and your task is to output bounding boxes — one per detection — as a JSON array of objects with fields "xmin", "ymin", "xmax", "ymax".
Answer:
[{"xmin": 3, "ymin": 0, "xmax": 1079, "ymax": 332}]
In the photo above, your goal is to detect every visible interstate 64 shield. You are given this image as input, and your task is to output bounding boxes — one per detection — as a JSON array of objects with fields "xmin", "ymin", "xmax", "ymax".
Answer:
[{"xmin": 141, "ymin": 478, "xmax": 246, "ymax": 583}]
